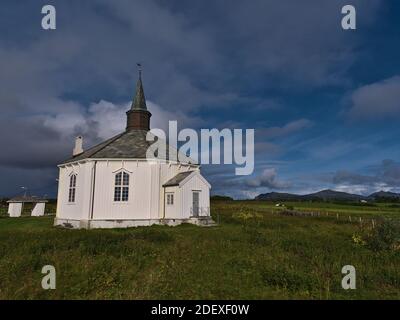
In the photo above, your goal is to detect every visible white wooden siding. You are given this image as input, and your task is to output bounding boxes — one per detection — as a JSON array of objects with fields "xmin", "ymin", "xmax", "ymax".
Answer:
[
  {"xmin": 181, "ymin": 174, "xmax": 210, "ymax": 218},
  {"xmin": 56, "ymin": 159, "xmax": 208, "ymax": 222},
  {"xmin": 164, "ymin": 186, "xmax": 180, "ymax": 218},
  {"xmin": 56, "ymin": 162, "xmax": 92, "ymax": 220}
]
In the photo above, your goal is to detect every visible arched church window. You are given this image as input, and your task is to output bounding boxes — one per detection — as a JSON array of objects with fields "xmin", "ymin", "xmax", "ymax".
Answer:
[
  {"xmin": 114, "ymin": 171, "xmax": 129, "ymax": 202},
  {"xmin": 68, "ymin": 174, "xmax": 77, "ymax": 203}
]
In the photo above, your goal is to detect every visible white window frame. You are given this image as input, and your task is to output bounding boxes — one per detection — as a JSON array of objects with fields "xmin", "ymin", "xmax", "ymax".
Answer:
[
  {"xmin": 68, "ymin": 174, "xmax": 77, "ymax": 203},
  {"xmin": 166, "ymin": 193, "xmax": 174, "ymax": 206},
  {"xmin": 114, "ymin": 171, "xmax": 130, "ymax": 202}
]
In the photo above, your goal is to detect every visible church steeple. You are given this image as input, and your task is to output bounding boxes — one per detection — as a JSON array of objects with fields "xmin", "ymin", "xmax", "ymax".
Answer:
[{"xmin": 126, "ymin": 64, "xmax": 152, "ymax": 131}]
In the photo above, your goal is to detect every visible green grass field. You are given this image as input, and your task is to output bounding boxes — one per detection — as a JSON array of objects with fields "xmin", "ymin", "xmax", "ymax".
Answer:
[
  {"xmin": 243, "ymin": 200, "xmax": 400, "ymax": 218},
  {"xmin": 0, "ymin": 201, "xmax": 399, "ymax": 300}
]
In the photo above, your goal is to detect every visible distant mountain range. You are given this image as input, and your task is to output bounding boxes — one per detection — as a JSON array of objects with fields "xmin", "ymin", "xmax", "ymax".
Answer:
[{"xmin": 255, "ymin": 189, "xmax": 400, "ymax": 202}]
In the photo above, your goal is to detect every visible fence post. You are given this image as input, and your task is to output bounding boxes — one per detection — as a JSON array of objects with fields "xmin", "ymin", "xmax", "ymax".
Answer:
[
  {"xmin": 372, "ymin": 219, "xmax": 375, "ymax": 229},
  {"xmin": 336, "ymin": 213, "xmax": 339, "ymax": 220},
  {"xmin": 349, "ymin": 216, "xmax": 352, "ymax": 222}
]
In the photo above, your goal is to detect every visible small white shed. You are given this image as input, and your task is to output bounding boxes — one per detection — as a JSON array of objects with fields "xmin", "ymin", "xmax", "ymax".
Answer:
[
  {"xmin": 8, "ymin": 202, "xmax": 23, "ymax": 217},
  {"xmin": 7, "ymin": 196, "xmax": 48, "ymax": 217},
  {"xmin": 162, "ymin": 171, "xmax": 211, "ymax": 220}
]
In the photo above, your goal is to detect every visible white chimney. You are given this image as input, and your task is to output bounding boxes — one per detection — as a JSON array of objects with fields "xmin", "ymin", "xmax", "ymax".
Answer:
[{"xmin": 73, "ymin": 136, "xmax": 84, "ymax": 156}]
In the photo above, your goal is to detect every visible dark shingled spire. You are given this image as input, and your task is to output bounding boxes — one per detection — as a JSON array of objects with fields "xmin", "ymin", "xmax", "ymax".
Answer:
[
  {"xmin": 130, "ymin": 68, "xmax": 147, "ymax": 111},
  {"xmin": 126, "ymin": 65, "xmax": 152, "ymax": 131}
]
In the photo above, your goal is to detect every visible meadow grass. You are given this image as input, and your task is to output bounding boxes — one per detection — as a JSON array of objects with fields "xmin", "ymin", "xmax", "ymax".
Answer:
[
  {"xmin": 244, "ymin": 200, "xmax": 400, "ymax": 218},
  {"xmin": 0, "ymin": 201, "xmax": 399, "ymax": 300}
]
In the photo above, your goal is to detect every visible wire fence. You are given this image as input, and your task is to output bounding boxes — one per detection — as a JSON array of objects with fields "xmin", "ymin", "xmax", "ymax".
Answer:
[
  {"xmin": 217, "ymin": 203, "xmax": 394, "ymax": 230},
  {"xmin": 269, "ymin": 208, "xmax": 383, "ymax": 229}
]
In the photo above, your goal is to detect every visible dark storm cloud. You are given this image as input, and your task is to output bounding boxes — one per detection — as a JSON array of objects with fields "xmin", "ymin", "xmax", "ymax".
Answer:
[
  {"xmin": 347, "ymin": 76, "xmax": 400, "ymax": 119},
  {"xmin": 332, "ymin": 160, "xmax": 400, "ymax": 187},
  {"xmin": 185, "ymin": 0, "xmax": 382, "ymax": 87},
  {"xmin": 0, "ymin": 166, "xmax": 58, "ymax": 198},
  {"xmin": 0, "ymin": 118, "xmax": 63, "ymax": 169},
  {"xmin": 0, "ymin": 0, "xmax": 388, "ymax": 196},
  {"xmin": 332, "ymin": 170, "xmax": 376, "ymax": 185},
  {"xmin": 380, "ymin": 159, "xmax": 400, "ymax": 185}
]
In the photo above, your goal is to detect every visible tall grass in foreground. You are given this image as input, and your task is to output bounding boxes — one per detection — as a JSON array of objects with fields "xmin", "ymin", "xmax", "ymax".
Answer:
[{"xmin": 0, "ymin": 201, "xmax": 399, "ymax": 299}]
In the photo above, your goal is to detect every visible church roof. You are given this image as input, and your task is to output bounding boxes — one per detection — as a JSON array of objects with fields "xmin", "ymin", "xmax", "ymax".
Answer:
[
  {"xmin": 162, "ymin": 171, "xmax": 195, "ymax": 187},
  {"xmin": 7, "ymin": 195, "xmax": 48, "ymax": 203},
  {"xmin": 130, "ymin": 72, "xmax": 147, "ymax": 111},
  {"xmin": 61, "ymin": 130, "xmax": 195, "ymax": 164}
]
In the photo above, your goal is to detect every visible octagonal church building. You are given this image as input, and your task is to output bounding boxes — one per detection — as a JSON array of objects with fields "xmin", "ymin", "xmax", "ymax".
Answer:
[{"xmin": 55, "ymin": 72, "xmax": 212, "ymax": 229}]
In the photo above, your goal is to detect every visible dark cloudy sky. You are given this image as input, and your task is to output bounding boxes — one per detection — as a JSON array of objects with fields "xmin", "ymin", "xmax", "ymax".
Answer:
[{"xmin": 1, "ymin": 0, "xmax": 400, "ymax": 199}]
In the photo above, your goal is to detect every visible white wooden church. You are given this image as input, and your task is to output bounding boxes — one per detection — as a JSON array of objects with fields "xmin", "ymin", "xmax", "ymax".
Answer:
[{"xmin": 55, "ymin": 72, "xmax": 213, "ymax": 229}]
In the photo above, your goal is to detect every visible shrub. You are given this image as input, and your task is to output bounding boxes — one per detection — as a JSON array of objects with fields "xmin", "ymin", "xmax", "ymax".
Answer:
[
  {"xmin": 232, "ymin": 208, "xmax": 263, "ymax": 226},
  {"xmin": 352, "ymin": 233, "xmax": 366, "ymax": 246},
  {"xmin": 363, "ymin": 219, "xmax": 400, "ymax": 251}
]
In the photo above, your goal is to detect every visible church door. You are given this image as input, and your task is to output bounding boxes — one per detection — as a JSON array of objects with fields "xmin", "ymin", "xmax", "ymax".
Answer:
[{"xmin": 192, "ymin": 191, "xmax": 200, "ymax": 217}]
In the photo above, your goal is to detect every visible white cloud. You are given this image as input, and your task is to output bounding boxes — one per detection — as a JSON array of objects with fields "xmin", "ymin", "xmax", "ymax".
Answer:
[
  {"xmin": 246, "ymin": 168, "xmax": 290, "ymax": 189},
  {"xmin": 87, "ymin": 100, "xmax": 128, "ymax": 139}
]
